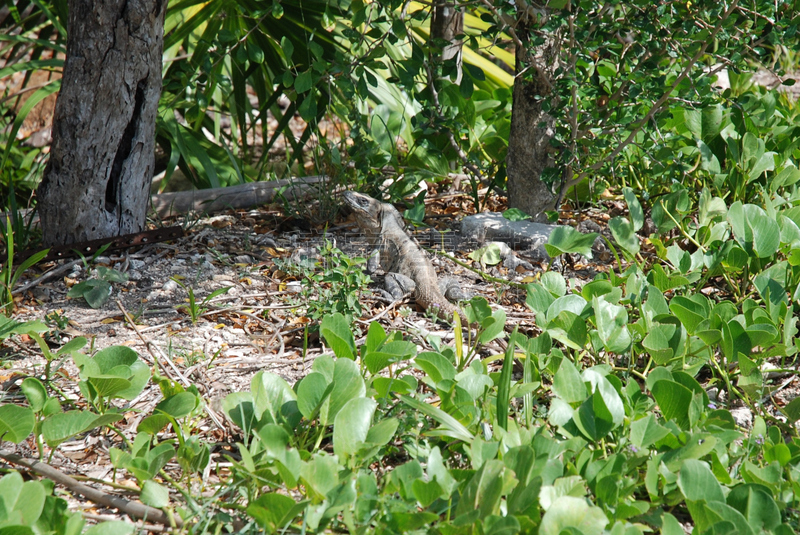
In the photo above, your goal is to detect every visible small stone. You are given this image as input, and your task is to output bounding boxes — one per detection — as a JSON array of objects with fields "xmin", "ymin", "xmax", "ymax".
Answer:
[
  {"xmin": 32, "ymin": 288, "xmax": 50, "ymax": 302},
  {"xmin": 162, "ymin": 279, "xmax": 179, "ymax": 292},
  {"xmin": 199, "ymin": 261, "xmax": 219, "ymax": 277},
  {"xmin": 286, "ymin": 281, "xmax": 302, "ymax": 293},
  {"xmin": 729, "ymin": 406, "xmax": 753, "ymax": 429},
  {"xmin": 255, "ymin": 235, "xmax": 278, "ymax": 248}
]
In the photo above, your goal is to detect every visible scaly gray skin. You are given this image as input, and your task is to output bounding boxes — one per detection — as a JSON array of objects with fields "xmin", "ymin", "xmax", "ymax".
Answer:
[{"xmin": 344, "ymin": 191, "xmax": 465, "ymax": 323}]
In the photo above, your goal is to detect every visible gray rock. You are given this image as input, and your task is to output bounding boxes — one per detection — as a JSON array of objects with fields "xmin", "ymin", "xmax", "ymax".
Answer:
[
  {"xmin": 162, "ymin": 279, "xmax": 179, "ymax": 292},
  {"xmin": 729, "ymin": 406, "xmax": 753, "ymax": 429},
  {"xmin": 32, "ymin": 287, "xmax": 50, "ymax": 302},
  {"xmin": 461, "ymin": 213, "xmax": 558, "ymax": 261},
  {"xmin": 255, "ymin": 235, "xmax": 278, "ymax": 248},
  {"xmin": 286, "ymin": 281, "xmax": 302, "ymax": 294}
]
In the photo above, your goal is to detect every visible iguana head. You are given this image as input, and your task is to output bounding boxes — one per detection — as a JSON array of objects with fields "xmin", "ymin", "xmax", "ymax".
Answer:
[
  {"xmin": 344, "ymin": 191, "xmax": 408, "ymax": 237},
  {"xmin": 343, "ymin": 191, "xmax": 383, "ymax": 233}
]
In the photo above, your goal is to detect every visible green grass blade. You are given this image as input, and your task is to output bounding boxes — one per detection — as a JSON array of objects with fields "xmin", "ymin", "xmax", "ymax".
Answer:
[{"xmin": 399, "ymin": 394, "xmax": 474, "ymax": 443}]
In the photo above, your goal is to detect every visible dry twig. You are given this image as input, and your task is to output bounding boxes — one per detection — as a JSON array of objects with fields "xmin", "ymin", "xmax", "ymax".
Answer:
[{"xmin": 0, "ymin": 449, "xmax": 181, "ymax": 527}]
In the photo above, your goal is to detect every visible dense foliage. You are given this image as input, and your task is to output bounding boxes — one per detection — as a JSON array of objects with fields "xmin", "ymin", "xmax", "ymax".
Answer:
[{"xmin": 2, "ymin": 1, "xmax": 797, "ymax": 204}]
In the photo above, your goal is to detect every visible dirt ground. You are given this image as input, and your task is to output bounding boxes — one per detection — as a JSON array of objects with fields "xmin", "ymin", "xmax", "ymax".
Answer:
[{"xmin": 2, "ymin": 191, "xmax": 542, "ymax": 471}]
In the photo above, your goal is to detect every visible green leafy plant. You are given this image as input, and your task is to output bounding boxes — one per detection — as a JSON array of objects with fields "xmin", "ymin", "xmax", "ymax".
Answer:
[
  {"xmin": 277, "ymin": 240, "xmax": 372, "ymax": 328},
  {"xmin": 71, "ymin": 344, "xmax": 151, "ymax": 414},
  {"xmin": 1, "ymin": 339, "xmax": 144, "ymax": 460},
  {"xmin": 208, "ymin": 295, "xmax": 800, "ymax": 534},
  {"xmin": 43, "ymin": 310, "xmax": 70, "ymax": 332},
  {"xmin": 3, "ymin": 2, "xmax": 800, "ymax": 531},
  {"xmin": 172, "ymin": 278, "xmax": 232, "ymax": 324},
  {"xmin": 544, "ymin": 225, "xmax": 599, "ymax": 262},
  {"xmin": 0, "ymin": 471, "xmax": 89, "ymax": 534},
  {"xmin": 66, "ymin": 266, "xmax": 129, "ymax": 309},
  {"xmin": 0, "ymin": 217, "xmax": 49, "ymax": 313}
]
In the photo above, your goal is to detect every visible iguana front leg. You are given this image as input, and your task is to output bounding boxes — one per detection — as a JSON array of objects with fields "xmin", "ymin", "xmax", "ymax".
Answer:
[
  {"xmin": 438, "ymin": 277, "xmax": 471, "ymax": 302},
  {"xmin": 366, "ymin": 247, "xmax": 381, "ymax": 275},
  {"xmin": 385, "ymin": 272, "xmax": 416, "ymax": 301}
]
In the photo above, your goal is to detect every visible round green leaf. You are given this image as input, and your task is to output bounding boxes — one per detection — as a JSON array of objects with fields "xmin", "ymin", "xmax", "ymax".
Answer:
[
  {"xmin": 320, "ymin": 313, "xmax": 356, "ymax": 360},
  {"xmin": 325, "ymin": 358, "xmax": 365, "ymax": 424},
  {"xmin": 552, "ymin": 358, "xmax": 587, "ymax": 404},
  {"xmin": 727, "ymin": 484, "xmax": 780, "ymax": 531},
  {"xmin": 297, "ymin": 372, "xmax": 331, "ymax": 419},
  {"xmin": 412, "ymin": 479, "xmax": 444, "ymax": 508},
  {"xmin": 20, "ymin": 378, "xmax": 48, "ymax": 414},
  {"xmin": 155, "ymin": 392, "xmax": 198, "ymax": 419},
  {"xmin": 84, "ymin": 521, "xmax": 134, "ymax": 535},
  {"xmin": 678, "ymin": 459, "xmax": 724, "ymax": 503},
  {"xmin": 333, "ymin": 397, "xmax": 377, "ymax": 459},
  {"xmin": 41, "ymin": 411, "xmax": 123, "ymax": 447},
  {"xmin": 629, "ymin": 414, "xmax": 670, "ymax": 450},
  {"xmin": 140, "ymin": 480, "xmax": 170, "ymax": 508},
  {"xmin": 545, "ymin": 226, "xmax": 598, "ymax": 259},
  {"xmin": 609, "ymin": 216, "xmax": 640, "ymax": 256},
  {"xmin": 546, "ymin": 311, "xmax": 588, "ymax": 350},
  {"xmin": 247, "ymin": 493, "xmax": 301, "ymax": 533},
  {"xmin": 93, "ymin": 345, "xmax": 139, "ymax": 373},
  {"xmin": 251, "ymin": 371, "xmax": 296, "ymax": 424},
  {"xmin": 592, "ymin": 297, "xmax": 631, "ymax": 353},
  {"xmin": 651, "ymin": 380, "xmax": 692, "ymax": 429},
  {"xmin": 574, "ymin": 389, "xmax": 616, "ymax": 442},
  {"xmin": 414, "ymin": 351, "xmax": 456, "ymax": 384},
  {"xmin": 540, "ymin": 496, "xmax": 607, "ymax": 535}
]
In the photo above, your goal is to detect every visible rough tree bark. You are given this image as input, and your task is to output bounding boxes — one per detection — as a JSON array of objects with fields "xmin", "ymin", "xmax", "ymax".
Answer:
[
  {"xmin": 505, "ymin": 12, "xmax": 561, "ymax": 222},
  {"xmin": 37, "ymin": 0, "xmax": 167, "ymax": 246},
  {"xmin": 431, "ymin": 1, "xmax": 464, "ymax": 84}
]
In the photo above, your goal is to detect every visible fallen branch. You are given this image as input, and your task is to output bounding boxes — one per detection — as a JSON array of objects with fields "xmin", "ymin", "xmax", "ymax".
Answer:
[
  {"xmin": 0, "ymin": 449, "xmax": 181, "ymax": 528},
  {"xmin": 2, "ymin": 175, "xmax": 328, "ymax": 227},
  {"xmin": 150, "ymin": 175, "xmax": 327, "ymax": 218}
]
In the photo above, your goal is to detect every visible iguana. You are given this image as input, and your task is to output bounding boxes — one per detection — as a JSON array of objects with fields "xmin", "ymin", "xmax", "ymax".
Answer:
[{"xmin": 343, "ymin": 191, "xmax": 467, "ymax": 323}]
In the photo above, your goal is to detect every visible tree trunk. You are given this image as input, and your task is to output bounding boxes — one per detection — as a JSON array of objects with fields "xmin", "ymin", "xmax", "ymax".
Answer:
[
  {"xmin": 431, "ymin": 1, "xmax": 464, "ymax": 84},
  {"xmin": 37, "ymin": 0, "xmax": 167, "ymax": 246},
  {"xmin": 506, "ymin": 15, "xmax": 561, "ymax": 222}
]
